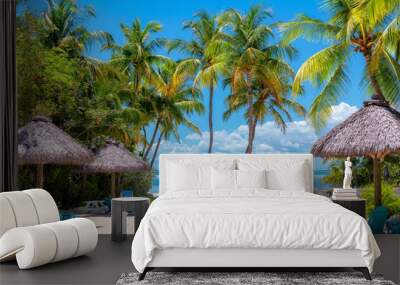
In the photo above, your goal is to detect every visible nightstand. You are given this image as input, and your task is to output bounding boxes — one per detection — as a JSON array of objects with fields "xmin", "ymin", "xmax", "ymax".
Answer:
[
  {"xmin": 111, "ymin": 197, "xmax": 150, "ymax": 242},
  {"xmin": 332, "ymin": 199, "xmax": 366, "ymax": 218}
]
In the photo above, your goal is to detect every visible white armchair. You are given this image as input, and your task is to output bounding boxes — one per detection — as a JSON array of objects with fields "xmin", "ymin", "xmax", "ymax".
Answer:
[{"xmin": 0, "ymin": 189, "xmax": 98, "ymax": 269}]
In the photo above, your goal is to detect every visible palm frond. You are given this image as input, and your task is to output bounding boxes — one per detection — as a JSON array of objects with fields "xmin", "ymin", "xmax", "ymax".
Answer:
[
  {"xmin": 354, "ymin": 0, "xmax": 400, "ymax": 29},
  {"xmin": 308, "ymin": 63, "xmax": 349, "ymax": 130},
  {"xmin": 293, "ymin": 43, "xmax": 349, "ymax": 95},
  {"xmin": 269, "ymin": 107, "xmax": 288, "ymax": 133},
  {"xmin": 376, "ymin": 52, "xmax": 400, "ymax": 106},
  {"xmin": 279, "ymin": 14, "xmax": 340, "ymax": 45}
]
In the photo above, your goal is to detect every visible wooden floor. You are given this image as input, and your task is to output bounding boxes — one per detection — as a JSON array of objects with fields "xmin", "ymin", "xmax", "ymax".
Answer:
[{"xmin": 0, "ymin": 235, "xmax": 134, "ymax": 285}]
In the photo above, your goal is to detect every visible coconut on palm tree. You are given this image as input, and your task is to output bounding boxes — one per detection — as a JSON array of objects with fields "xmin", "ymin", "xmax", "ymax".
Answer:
[
  {"xmin": 222, "ymin": 5, "xmax": 301, "ymax": 153},
  {"xmin": 280, "ymin": 0, "xmax": 400, "ymax": 129},
  {"xmin": 169, "ymin": 12, "xmax": 230, "ymax": 153}
]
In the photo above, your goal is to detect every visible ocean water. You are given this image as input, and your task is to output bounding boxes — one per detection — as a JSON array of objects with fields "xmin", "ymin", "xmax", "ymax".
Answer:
[
  {"xmin": 314, "ymin": 169, "xmax": 332, "ymax": 191},
  {"xmin": 150, "ymin": 169, "xmax": 332, "ymax": 194}
]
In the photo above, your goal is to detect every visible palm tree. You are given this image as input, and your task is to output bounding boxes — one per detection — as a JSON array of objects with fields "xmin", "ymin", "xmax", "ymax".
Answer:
[
  {"xmin": 42, "ymin": 0, "xmax": 113, "ymax": 54},
  {"xmin": 280, "ymin": 0, "xmax": 400, "ymax": 129},
  {"xmin": 169, "ymin": 12, "xmax": 230, "ymax": 153},
  {"xmin": 42, "ymin": 0, "xmax": 114, "ymax": 99},
  {"xmin": 224, "ymin": 61, "xmax": 305, "ymax": 150},
  {"xmin": 110, "ymin": 18, "xmax": 168, "ymax": 160},
  {"xmin": 221, "ymin": 5, "xmax": 300, "ymax": 153},
  {"xmin": 87, "ymin": 92, "xmax": 142, "ymax": 147},
  {"xmin": 111, "ymin": 19, "xmax": 166, "ymax": 97},
  {"xmin": 148, "ymin": 58, "xmax": 204, "ymax": 166}
]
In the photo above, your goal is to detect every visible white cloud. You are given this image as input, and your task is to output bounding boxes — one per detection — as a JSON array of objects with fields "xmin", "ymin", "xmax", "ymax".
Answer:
[
  {"xmin": 328, "ymin": 102, "xmax": 358, "ymax": 125},
  {"xmin": 157, "ymin": 102, "xmax": 358, "ymax": 156}
]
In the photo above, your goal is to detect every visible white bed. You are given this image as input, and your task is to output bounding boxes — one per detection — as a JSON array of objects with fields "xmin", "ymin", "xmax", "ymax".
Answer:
[{"xmin": 131, "ymin": 154, "xmax": 380, "ymax": 280}]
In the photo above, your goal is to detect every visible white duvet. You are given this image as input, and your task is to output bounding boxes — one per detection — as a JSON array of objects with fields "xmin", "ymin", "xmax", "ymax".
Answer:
[{"xmin": 131, "ymin": 190, "xmax": 380, "ymax": 273}]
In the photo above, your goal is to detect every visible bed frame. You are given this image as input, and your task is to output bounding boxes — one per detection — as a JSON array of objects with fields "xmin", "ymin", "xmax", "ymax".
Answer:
[
  {"xmin": 139, "ymin": 154, "xmax": 371, "ymax": 280},
  {"xmin": 140, "ymin": 248, "xmax": 371, "ymax": 280}
]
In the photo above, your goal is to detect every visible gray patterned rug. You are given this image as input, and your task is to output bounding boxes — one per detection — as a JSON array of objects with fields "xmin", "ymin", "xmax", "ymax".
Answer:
[{"xmin": 117, "ymin": 272, "xmax": 395, "ymax": 285}]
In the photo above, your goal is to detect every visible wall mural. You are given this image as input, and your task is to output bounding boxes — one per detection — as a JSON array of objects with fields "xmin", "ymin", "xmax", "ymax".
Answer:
[{"xmin": 16, "ymin": 0, "xmax": 400, "ymax": 222}]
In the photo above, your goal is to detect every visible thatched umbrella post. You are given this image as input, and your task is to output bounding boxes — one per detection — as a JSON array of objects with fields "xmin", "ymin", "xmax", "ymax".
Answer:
[
  {"xmin": 18, "ymin": 116, "xmax": 93, "ymax": 188},
  {"xmin": 311, "ymin": 96, "xmax": 400, "ymax": 208},
  {"xmin": 82, "ymin": 139, "xmax": 149, "ymax": 198},
  {"xmin": 373, "ymin": 157, "xmax": 382, "ymax": 206},
  {"xmin": 37, "ymin": 164, "xmax": 44, "ymax": 188},
  {"xmin": 111, "ymin": 172, "xmax": 116, "ymax": 198}
]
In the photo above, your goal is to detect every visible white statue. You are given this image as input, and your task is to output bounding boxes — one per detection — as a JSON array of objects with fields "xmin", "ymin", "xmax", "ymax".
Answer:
[{"xmin": 343, "ymin": 157, "xmax": 352, "ymax": 189}]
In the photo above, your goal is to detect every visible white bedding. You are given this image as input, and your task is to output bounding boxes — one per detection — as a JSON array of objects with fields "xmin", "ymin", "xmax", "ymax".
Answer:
[{"xmin": 131, "ymin": 190, "xmax": 380, "ymax": 273}]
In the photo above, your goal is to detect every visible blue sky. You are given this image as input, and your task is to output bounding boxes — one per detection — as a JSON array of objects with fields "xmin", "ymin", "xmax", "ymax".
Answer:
[{"xmin": 27, "ymin": 0, "xmax": 370, "ymax": 168}]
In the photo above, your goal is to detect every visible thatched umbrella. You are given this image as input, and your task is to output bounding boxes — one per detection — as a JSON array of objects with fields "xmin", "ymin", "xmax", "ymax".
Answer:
[
  {"xmin": 18, "ymin": 116, "xmax": 93, "ymax": 188},
  {"xmin": 82, "ymin": 139, "xmax": 149, "ymax": 197},
  {"xmin": 312, "ymin": 96, "xmax": 400, "ymax": 207}
]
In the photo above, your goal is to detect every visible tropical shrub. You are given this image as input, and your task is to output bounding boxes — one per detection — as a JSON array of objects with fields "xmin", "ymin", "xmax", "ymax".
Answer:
[
  {"xmin": 323, "ymin": 157, "xmax": 373, "ymax": 187},
  {"xmin": 324, "ymin": 156, "xmax": 400, "ymax": 188},
  {"xmin": 383, "ymin": 156, "xmax": 400, "ymax": 186},
  {"xmin": 121, "ymin": 171, "xmax": 154, "ymax": 197},
  {"xmin": 361, "ymin": 183, "xmax": 400, "ymax": 217}
]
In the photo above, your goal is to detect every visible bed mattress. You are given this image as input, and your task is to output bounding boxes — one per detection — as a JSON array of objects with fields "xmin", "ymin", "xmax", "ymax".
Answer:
[{"xmin": 131, "ymin": 190, "xmax": 380, "ymax": 273}]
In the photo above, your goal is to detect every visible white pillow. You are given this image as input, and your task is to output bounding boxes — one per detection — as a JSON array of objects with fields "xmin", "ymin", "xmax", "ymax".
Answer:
[
  {"xmin": 236, "ymin": 169, "xmax": 267, "ymax": 189},
  {"xmin": 166, "ymin": 159, "xmax": 236, "ymax": 192},
  {"xmin": 266, "ymin": 166, "xmax": 307, "ymax": 191},
  {"xmin": 211, "ymin": 168, "xmax": 237, "ymax": 190},
  {"xmin": 237, "ymin": 159, "xmax": 308, "ymax": 191},
  {"xmin": 167, "ymin": 163, "xmax": 211, "ymax": 191}
]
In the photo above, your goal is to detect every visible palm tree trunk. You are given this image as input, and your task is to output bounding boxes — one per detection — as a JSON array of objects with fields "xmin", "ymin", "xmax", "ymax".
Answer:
[
  {"xmin": 36, "ymin": 164, "xmax": 44, "ymax": 188},
  {"xmin": 143, "ymin": 119, "xmax": 160, "ymax": 160},
  {"xmin": 150, "ymin": 132, "xmax": 163, "ymax": 168},
  {"xmin": 208, "ymin": 82, "xmax": 214, "ymax": 153},
  {"xmin": 245, "ymin": 77, "xmax": 254, "ymax": 154},
  {"xmin": 141, "ymin": 127, "xmax": 148, "ymax": 156},
  {"xmin": 134, "ymin": 72, "xmax": 140, "ymax": 96},
  {"xmin": 249, "ymin": 117, "xmax": 258, "ymax": 152},
  {"xmin": 373, "ymin": 157, "xmax": 382, "ymax": 207},
  {"xmin": 368, "ymin": 69, "xmax": 385, "ymax": 101},
  {"xmin": 362, "ymin": 51, "xmax": 385, "ymax": 102}
]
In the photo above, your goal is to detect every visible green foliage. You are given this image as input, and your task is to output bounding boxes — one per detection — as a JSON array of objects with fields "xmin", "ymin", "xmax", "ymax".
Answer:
[
  {"xmin": 15, "ymin": 2, "xmax": 152, "ymax": 204},
  {"xmin": 360, "ymin": 182, "xmax": 400, "ymax": 217},
  {"xmin": 280, "ymin": 0, "xmax": 400, "ymax": 129},
  {"xmin": 322, "ymin": 157, "xmax": 373, "ymax": 187},
  {"xmin": 41, "ymin": 0, "xmax": 113, "ymax": 51},
  {"xmin": 383, "ymin": 156, "xmax": 400, "ymax": 186},
  {"xmin": 16, "ymin": 11, "xmax": 46, "ymax": 124},
  {"xmin": 325, "ymin": 156, "xmax": 400, "ymax": 217},
  {"xmin": 323, "ymin": 156, "xmax": 400, "ymax": 188},
  {"xmin": 17, "ymin": 165, "xmax": 106, "ymax": 209},
  {"xmin": 121, "ymin": 171, "xmax": 154, "ymax": 197}
]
